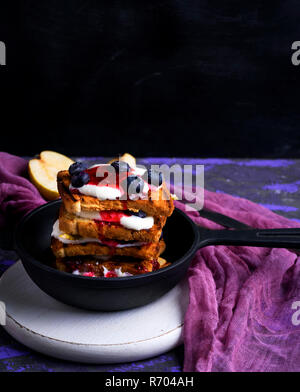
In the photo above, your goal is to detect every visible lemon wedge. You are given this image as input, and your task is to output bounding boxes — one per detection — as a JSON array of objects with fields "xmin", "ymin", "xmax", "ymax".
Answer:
[{"xmin": 29, "ymin": 151, "xmax": 74, "ymax": 200}]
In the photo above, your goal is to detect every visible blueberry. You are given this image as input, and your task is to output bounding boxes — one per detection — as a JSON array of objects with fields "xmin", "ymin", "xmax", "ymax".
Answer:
[
  {"xmin": 130, "ymin": 210, "xmax": 147, "ymax": 218},
  {"xmin": 142, "ymin": 169, "xmax": 163, "ymax": 187},
  {"xmin": 111, "ymin": 161, "xmax": 131, "ymax": 173},
  {"xmin": 69, "ymin": 161, "xmax": 87, "ymax": 176},
  {"xmin": 122, "ymin": 176, "xmax": 145, "ymax": 194},
  {"xmin": 71, "ymin": 171, "xmax": 90, "ymax": 188}
]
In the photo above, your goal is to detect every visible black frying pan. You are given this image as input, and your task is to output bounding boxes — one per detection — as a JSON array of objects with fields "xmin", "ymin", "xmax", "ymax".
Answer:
[{"xmin": 14, "ymin": 200, "xmax": 300, "ymax": 311}]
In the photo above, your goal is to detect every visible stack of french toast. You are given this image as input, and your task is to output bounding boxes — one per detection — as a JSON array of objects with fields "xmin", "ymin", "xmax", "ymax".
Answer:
[{"xmin": 51, "ymin": 155, "xmax": 174, "ymax": 277}]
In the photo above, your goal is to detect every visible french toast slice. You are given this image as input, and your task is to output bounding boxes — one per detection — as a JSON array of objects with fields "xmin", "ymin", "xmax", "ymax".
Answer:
[
  {"xmin": 51, "ymin": 237, "xmax": 166, "ymax": 259},
  {"xmin": 59, "ymin": 205, "xmax": 166, "ymax": 242},
  {"xmin": 57, "ymin": 170, "xmax": 174, "ymax": 218},
  {"xmin": 55, "ymin": 256, "xmax": 170, "ymax": 277}
]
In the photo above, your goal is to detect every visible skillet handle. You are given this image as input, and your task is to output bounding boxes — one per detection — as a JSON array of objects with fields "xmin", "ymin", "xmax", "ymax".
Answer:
[{"xmin": 198, "ymin": 228, "xmax": 300, "ymax": 249}]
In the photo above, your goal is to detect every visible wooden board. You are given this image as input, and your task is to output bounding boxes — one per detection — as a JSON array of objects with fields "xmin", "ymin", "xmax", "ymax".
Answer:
[{"xmin": 0, "ymin": 261, "xmax": 189, "ymax": 364}]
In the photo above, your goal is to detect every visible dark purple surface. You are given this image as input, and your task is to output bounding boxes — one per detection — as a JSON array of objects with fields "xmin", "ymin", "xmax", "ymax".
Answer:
[{"xmin": 1, "ymin": 157, "xmax": 300, "ymax": 372}]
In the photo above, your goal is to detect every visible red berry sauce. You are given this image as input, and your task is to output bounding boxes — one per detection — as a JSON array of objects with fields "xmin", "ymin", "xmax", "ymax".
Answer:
[
  {"xmin": 93, "ymin": 210, "xmax": 132, "ymax": 234},
  {"xmin": 82, "ymin": 272, "xmax": 95, "ymax": 277},
  {"xmin": 99, "ymin": 210, "xmax": 127, "ymax": 223},
  {"xmin": 105, "ymin": 270, "xmax": 118, "ymax": 278},
  {"xmin": 151, "ymin": 260, "xmax": 160, "ymax": 271},
  {"xmin": 84, "ymin": 165, "xmax": 135, "ymax": 191}
]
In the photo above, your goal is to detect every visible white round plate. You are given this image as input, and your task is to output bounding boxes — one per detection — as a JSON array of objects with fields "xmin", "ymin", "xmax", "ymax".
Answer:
[{"xmin": 0, "ymin": 261, "xmax": 189, "ymax": 364}]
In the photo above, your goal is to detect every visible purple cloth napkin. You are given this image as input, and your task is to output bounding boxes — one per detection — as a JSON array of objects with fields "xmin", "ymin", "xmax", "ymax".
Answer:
[
  {"xmin": 1, "ymin": 153, "xmax": 299, "ymax": 371},
  {"xmin": 175, "ymin": 190, "xmax": 300, "ymax": 372},
  {"xmin": 0, "ymin": 153, "xmax": 45, "ymax": 229}
]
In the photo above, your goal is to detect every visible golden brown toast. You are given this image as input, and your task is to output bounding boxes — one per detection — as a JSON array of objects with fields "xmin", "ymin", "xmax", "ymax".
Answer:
[
  {"xmin": 59, "ymin": 205, "xmax": 165, "ymax": 242},
  {"xmin": 55, "ymin": 256, "xmax": 170, "ymax": 277},
  {"xmin": 57, "ymin": 170, "xmax": 174, "ymax": 218},
  {"xmin": 51, "ymin": 237, "xmax": 166, "ymax": 259}
]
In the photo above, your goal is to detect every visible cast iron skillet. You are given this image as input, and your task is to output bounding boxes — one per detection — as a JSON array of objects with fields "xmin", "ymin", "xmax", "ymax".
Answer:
[{"xmin": 14, "ymin": 200, "xmax": 300, "ymax": 311}]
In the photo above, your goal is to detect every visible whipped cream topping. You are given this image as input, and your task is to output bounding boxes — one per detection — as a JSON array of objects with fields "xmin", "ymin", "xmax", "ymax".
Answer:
[
  {"xmin": 69, "ymin": 163, "xmax": 155, "ymax": 201},
  {"xmin": 72, "ymin": 270, "xmax": 96, "ymax": 278},
  {"xmin": 103, "ymin": 266, "xmax": 133, "ymax": 278},
  {"xmin": 70, "ymin": 183, "xmax": 122, "ymax": 200},
  {"xmin": 74, "ymin": 210, "xmax": 154, "ymax": 231},
  {"xmin": 128, "ymin": 183, "xmax": 149, "ymax": 201},
  {"xmin": 72, "ymin": 267, "xmax": 133, "ymax": 278},
  {"xmin": 51, "ymin": 220, "xmax": 147, "ymax": 247},
  {"xmin": 120, "ymin": 215, "xmax": 154, "ymax": 230}
]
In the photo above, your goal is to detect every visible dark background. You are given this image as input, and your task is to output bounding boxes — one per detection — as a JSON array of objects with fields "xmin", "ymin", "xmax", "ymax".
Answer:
[{"xmin": 1, "ymin": 1, "xmax": 300, "ymax": 158}]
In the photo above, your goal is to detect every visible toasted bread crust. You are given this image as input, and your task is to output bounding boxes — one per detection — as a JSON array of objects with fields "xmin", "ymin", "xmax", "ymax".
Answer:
[
  {"xmin": 51, "ymin": 237, "xmax": 166, "ymax": 259},
  {"xmin": 53, "ymin": 165, "xmax": 173, "ymax": 276},
  {"xmin": 55, "ymin": 256, "xmax": 170, "ymax": 276},
  {"xmin": 59, "ymin": 205, "xmax": 165, "ymax": 242},
  {"xmin": 57, "ymin": 170, "xmax": 174, "ymax": 218}
]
